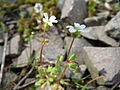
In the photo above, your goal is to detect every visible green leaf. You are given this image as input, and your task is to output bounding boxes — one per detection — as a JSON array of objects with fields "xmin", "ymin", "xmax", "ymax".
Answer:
[
  {"xmin": 35, "ymin": 79, "xmax": 46, "ymax": 87},
  {"xmin": 36, "ymin": 74, "xmax": 41, "ymax": 78},
  {"xmin": 69, "ymin": 54, "xmax": 76, "ymax": 61},
  {"xmin": 47, "ymin": 65, "xmax": 53, "ymax": 72},
  {"xmin": 55, "ymin": 64, "xmax": 62, "ymax": 75},
  {"xmin": 60, "ymin": 79, "xmax": 69, "ymax": 85},
  {"xmin": 59, "ymin": 55, "xmax": 64, "ymax": 62},
  {"xmin": 66, "ymin": 63, "xmax": 77, "ymax": 67},
  {"xmin": 48, "ymin": 77, "xmax": 54, "ymax": 82},
  {"xmin": 73, "ymin": 67, "xmax": 81, "ymax": 73}
]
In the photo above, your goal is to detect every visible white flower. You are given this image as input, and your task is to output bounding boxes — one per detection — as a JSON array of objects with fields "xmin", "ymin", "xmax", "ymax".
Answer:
[
  {"xmin": 34, "ymin": 3, "xmax": 43, "ymax": 13},
  {"xmin": 66, "ymin": 23, "xmax": 86, "ymax": 33},
  {"xmin": 43, "ymin": 13, "xmax": 58, "ymax": 26},
  {"xmin": 66, "ymin": 26, "xmax": 76, "ymax": 33}
]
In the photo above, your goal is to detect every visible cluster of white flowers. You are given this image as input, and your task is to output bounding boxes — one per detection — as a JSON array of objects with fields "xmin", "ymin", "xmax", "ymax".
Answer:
[
  {"xmin": 34, "ymin": 3, "xmax": 58, "ymax": 27},
  {"xmin": 66, "ymin": 23, "xmax": 86, "ymax": 33},
  {"xmin": 43, "ymin": 13, "xmax": 58, "ymax": 26},
  {"xmin": 34, "ymin": 3, "xmax": 43, "ymax": 13},
  {"xmin": 34, "ymin": 3, "xmax": 86, "ymax": 33}
]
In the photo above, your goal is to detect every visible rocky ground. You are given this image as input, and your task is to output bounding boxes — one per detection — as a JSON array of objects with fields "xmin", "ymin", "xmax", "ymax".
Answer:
[{"xmin": 0, "ymin": 0, "xmax": 120, "ymax": 90}]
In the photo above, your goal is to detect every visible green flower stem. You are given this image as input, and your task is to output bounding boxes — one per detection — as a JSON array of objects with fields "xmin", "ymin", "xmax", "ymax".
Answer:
[
  {"xmin": 67, "ymin": 37, "xmax": 75, "ymax": 59},
  {"xmin": 58, "ymin": 37, "xmax": 75, "ymax": 82}
]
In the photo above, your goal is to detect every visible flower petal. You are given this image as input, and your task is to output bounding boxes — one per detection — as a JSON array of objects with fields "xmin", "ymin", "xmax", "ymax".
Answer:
[
  {"xmin": 49, "ymin": 16, "xmax": 58, "ymax": 23},
  {"xmin": 66, "ymin": 26, "xmax": 76, "ymax": 32},
  {"xmin": 34, "ymin": 3, "xmax": 43, "ymax": 13},
  {"xmin": 80, "ymin": 24, "xmax": 86, "ymax": 29},
  {"xmin": 74, "ymin": 23, "xmax": 81, "ymax": 28},
  {"xmin": 66, "ymin": 25, "xmax": 73, "ymax": 29},
  {"xmin": 43, "ymin": 13, "xmax": 49, "ymax": 21},
  {"xmin": 47, "ymin": 22, "xmax": 53, "ymax": 26},
  {"xmin": 68, "ymin": 28, "xmax": 76, "ymax": 33}
]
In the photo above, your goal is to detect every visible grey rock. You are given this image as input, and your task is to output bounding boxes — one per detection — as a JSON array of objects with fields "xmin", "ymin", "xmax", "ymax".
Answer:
[
  {"xmin": 57, "ymin": 0, "xmax": 65, "ymax": 10},
  {"xmin": 83, "ymin": 47, "xmax": 120, "ymax": 85},
  {"xmin": 13, "ymin": 38, "xmax": 41, "ymax": 67},
  {"xmin": 26, "ymin": 6, "xmax": 34, "ymax": 15},
  {"xmin": 43, "ymin": 27, "xmax": 65, "ymax": 61},
  {"xmin": 0, "ymin": 31, "xmax": 4, "ymax": 64},
  {"xmin": 61, "ymin": 0, "xmax": 87, "ymax": 24},
  {"xmin": 97, "ymin": 86, "xmax": 110, "ymax": 90},
  {"xmin": 64, "ymin": 37, "xmax": 92, "ymax": 64},
  {"xmin": 6, "ymin": 34, "xmax": 21, "ymax": 55},
  {"xmin": 8, "ymin": 24, "xmax": 14, "ymax": 30},
  {"xmin": 2, "ymin": 72, "xmax": 18, "ymax": 87},
  {"xmin": 17, "ymin": 26, "xmax": 65, "ymax": 67},
  {"xmin": 13, "ymin": 37, "xmax": 39, "ymax": 67},
  {"xmin": 96, "ymin": 11, "xmax": 110, "ymax": 18},
  {"xmin": 14, "ymin": 26, "xmax": 65, "ymax": 67},
  {"xmin": 81, "ymin": 26, "xmax": 119, "ymax": 46},
  {"xmin": 25, "ymin": 78, "xmax": 35, "ymax": 83},
  {"xmin": 105, "ymin": 11, "xmax": 120, "ymax": 39},
  {"xmin": 4, "ymin": 0, "xmax": 17, "ymax": 3},
  {"xmin": 19, "ymin": 11, "xmax": 27, "ymax": 18},
  {"xmin": 84, "ymin": 11, "xmax": 110, "ymax": 26},
  {"xmin": 13, "ymin": 47, "xmax": 32, "ymax": 67},
  {"xmin": 0, "ymin": 46, "xmax": 3, "ymax": 64},
  {"xmin": 6, "ymin": 21, "xmax": 17, "ymax": 25},
  {"xmin": 0, "ymin": 30, "xmax": 4, "ymax": 44},
  {"xmin": 65, "ymin": 64, "xmax": 87, "ymax": 79}
]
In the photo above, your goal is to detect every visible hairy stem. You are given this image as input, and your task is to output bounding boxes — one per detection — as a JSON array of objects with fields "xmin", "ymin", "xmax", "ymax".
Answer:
[
  {"xmin": 40, "ymin": 40, "xmax": 45, "ymax": 65},
  {"xmin": 39, "ymin": 27, "xmax": 47, "ymax": 65}
]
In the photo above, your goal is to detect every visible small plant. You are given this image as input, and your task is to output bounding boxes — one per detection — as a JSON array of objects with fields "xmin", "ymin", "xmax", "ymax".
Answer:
[
  {"xmin": 112, "ymin": 0, "xmax": 120, "ymax": 11},
  {"xmin": 87, "ymin": 0, "xmax": 97, "ymax": 17},
  {"xmin": 33, "ymin": 3, "xmax": 87, "ymax": 89}
]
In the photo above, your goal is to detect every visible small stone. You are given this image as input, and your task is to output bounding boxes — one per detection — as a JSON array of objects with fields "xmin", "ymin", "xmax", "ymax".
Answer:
[
  {"xmin": 26, "ymin": 26, "xmax": 65, "ymax": 62},
  {"xmin": 6, "ymin": 34, "xmax": 21, "ymax": 55},
  {"xmin": 84, "ymin": 11, "xmax": 110, "ymax": 26},
  {"xmin": 83, "ymin": 47, "xmax": 120, "ymax": 85},
  {"xmin": 6, "ymin": 21, "xmax": 17, "ymax": 25},
  {"xmin": 97, "ymin": 86, "xmax": 109, "ymax": 90},
  {"xmin": 57, "ymin": 0, "xmax": 65, "ymax": 10},
  {"xmin": 81, "ymin": 26, "xmax": 119, "ymax": 46},
  {"xmin": 2, "ymin": 72, "xmax": 18, "ymax": 87},
  {"xmin": 4, "ymin": 0, "xmax": 17, "ymax": 3},
  {"xmin": 14, "ymin": 47, "xmax": 32, "ymax": 67},
  {"xmin": 19, "ymin": 11, "xmax": 27, "ymax": 18},
  {"xmin": 39, "ymin": 26, "xmax": 65, "ymax": 61},
  {"xmin": 0, "ymin": 46, "xmax": 3, "ymax": 64},
  {"xmin": 96, "ymin": 11, "xmax": 110, "ymax": 18},
  {"xmin": 25, "ymin": 78, "xmax": 35, "ymax": 84},
  {"xmin": 8, "ymin": 24, "xmax": 14, "ymax": 30},
  {"xmin": 61, "ymin": 0, "xmax": 87, "ymax": 24},
  {"xmin": 26, "ymin": 6, "xmax": 34, "ymax": 15},
  {"xmin": 105, "ymin": 11, "xmax": 120, "ymax": 39},
  {"xmin": 0, "ymin": 39, "xmax": 4, "ymax": 44}
]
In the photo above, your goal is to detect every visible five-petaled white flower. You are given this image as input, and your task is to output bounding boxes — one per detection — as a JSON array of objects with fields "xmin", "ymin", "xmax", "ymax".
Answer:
[
  {"xmin": 43, "ymin": 13, "xmax": 58, "ymax": 26},
  {"xmin": 66, "ymin": 23, "xmax": 86, "ymax": 33},
  {"xmin": 34, "ymin": 3, "xmax": 43, "ymax": 13}
]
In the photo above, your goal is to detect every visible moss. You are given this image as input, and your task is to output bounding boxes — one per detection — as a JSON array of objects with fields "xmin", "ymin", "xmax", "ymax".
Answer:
[{"xmin": 87, "ymin": 0, "xmax": 97, "ymax": 17}]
